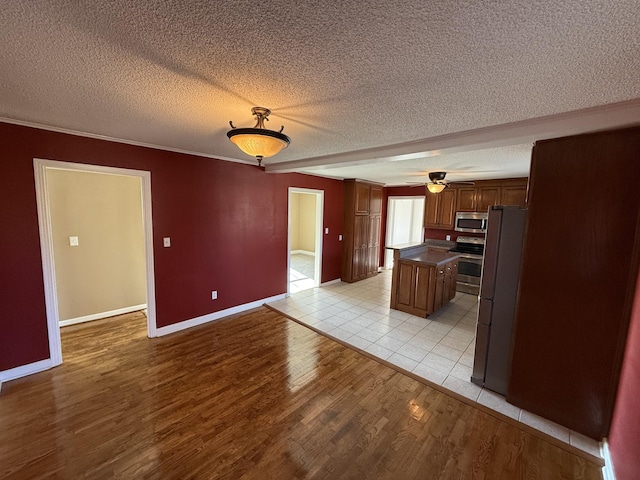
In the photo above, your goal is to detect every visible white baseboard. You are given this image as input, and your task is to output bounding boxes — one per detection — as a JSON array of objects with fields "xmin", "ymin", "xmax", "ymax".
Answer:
[
  {"xmin": 320, "ymin": 278, "xmax": 342, "ymax": 286},
  {"xmin": 601, "ymin": 438, "xmax": 616, "ymax": 480},
  {"xmin": 59, "ymin": 304, "xmax": 147, "ymax": 327},
  {"xmin": 0, "ymin": 358, "xmax": 54, "ymax": 385},
  {"xmin": 155, "ymin": 294, "xmax": 287, "ymax": 337},
  {"xmin": 291, "ymin": 250, "xmax": 315, "ymax": 256}
]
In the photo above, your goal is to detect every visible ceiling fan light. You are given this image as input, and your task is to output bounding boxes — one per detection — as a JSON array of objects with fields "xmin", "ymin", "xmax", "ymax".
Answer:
[
  {"xmin": 227, "ymin": 130, "xmax": 289, "ymax": 158},
  {"xmin": 227, "ymin": 107, "xmax": 290, "ymax": 166},
  {"xmin": 427, "ymin": 183, "xmax": 446, "ymax": 193}
]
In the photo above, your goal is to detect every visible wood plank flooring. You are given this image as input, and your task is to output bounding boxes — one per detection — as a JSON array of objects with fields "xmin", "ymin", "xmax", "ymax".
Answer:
[{"xmin": 0, "ymin": 308, "xmax": 602, "ymax": 479}]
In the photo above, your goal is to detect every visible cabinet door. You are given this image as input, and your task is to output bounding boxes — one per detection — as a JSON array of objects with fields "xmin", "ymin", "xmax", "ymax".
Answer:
[
  {"xmin": 456, "ymin": 188, "xmax": 477, "ymax": 212},
  {"xmin": 424, "ymin": 192, "xmax": 439, "ymax": 227},
  {"xmin": 477, "ymin": 187, "xmax": 500, "ymax": 213},
  {"xmin": 353, "ymin": 247, "xmax": 367, "ymax": 280},
  {"xmin": 354, "ymin": 215, "xmax": 369, "ymax": 248},
  {"xmin": 434, "ymin": 267, "xmax": 445, "ymax": 311},
  {"xmin": 437, "ymin": 189, "xmax": 457, "ymax": 229},
  {"xmin": 397, "ymin": 262, "xmax": 414, "ymax": 307},
  {"xmin": 501, "ymin": 186, "xmax": 527, "ymax": 206},
  {"xmin": 367, "ymin": 245, "xmax": 379, "ymax": 275},
  {"xmin": 355, "ymin": 183, "xmax": 370, "ymax": 214},
  {"xmin": 369, "ymin": 186, "xmax": 383, "ymax": 214},
  {"xmin": 414, "ymin": 264, "xmax": 431, "ymax": 311},
  {"xmin": 369, "ymin": 215, "xmax": 381, "ymax": 247}
]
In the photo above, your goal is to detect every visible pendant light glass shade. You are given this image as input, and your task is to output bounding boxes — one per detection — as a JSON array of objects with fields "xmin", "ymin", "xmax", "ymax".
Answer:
[
  {"xmin": 427, "ymin": 183, "xmax": 447, "ymax": 193},
  {"xmin": 227, "ymin": 107, "xmax": 290, "ymax": 166}
]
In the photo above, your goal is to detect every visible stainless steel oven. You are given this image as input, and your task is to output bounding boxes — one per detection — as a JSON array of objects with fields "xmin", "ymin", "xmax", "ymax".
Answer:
[{"xmin": 449, "ymin": 236, "xmax": 485, "ymax": 295}]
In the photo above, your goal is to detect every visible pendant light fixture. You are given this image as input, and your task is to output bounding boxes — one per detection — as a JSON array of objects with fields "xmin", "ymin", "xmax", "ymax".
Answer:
[
  {"xmin": 227, "ymin": 107, "xmax": 290, "ymax": 166},
  {"xmin": 427, "ymin": 183, "xmax": 447, "ymax": 193}
]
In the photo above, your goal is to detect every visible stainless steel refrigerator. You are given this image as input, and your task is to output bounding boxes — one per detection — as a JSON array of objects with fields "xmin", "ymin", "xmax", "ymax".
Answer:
[{"xmin": 471, "ymin": 205, "xmax": 527, "ymax": 395}]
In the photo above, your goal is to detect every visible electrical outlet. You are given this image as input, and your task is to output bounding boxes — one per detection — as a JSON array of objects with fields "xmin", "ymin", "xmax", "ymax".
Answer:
[
  {"xmin": 69, "ymin": 236, "xmax": 79, "ymax": 246},
  {"xmin": 163, "ymin": 237, "xmax": 171, "ymax": 247},
  {"xmin": 446, "ymin": 235, "xmax": 451, "ymax": 241},
  {"xmin": 339, "ymin": 234, "xmax": 343, "ymax": 241},
  {"xmin": 212, "ymin": 290, "xmax": 218, "ymax": 300},
  {"xmin": 325, "ymin": 227, "xmax": 329, "ymax": 234}
]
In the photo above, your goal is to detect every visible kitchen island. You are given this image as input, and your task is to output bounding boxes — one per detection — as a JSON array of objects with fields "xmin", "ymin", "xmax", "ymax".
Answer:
[{"xmin": 388, "ymin": 243, "xmax": 460, "ymax": 318}]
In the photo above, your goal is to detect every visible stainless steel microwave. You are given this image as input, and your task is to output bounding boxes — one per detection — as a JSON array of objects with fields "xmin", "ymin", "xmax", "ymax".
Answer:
[{"xmin": 454, "ymin": 211, "xmax": 488, "ymax": 233}]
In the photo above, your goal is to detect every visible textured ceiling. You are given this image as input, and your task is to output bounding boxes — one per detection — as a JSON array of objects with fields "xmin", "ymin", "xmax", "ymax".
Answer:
[{"xmin": 1, "ymin": 0, "xmax": 639, "ymax": 185}]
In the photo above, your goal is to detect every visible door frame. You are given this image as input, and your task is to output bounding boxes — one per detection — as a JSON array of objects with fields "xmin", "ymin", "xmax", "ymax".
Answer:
[
  {"xmin": 287, "ymin": 187, "xmax": 324, "ymax": 295},
  {"xmin": 34, "ymin": 158, "xmax": 157, "ymax": 367}
]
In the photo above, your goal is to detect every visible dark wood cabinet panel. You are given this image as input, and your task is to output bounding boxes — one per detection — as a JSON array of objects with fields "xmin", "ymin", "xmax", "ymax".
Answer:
[
  {"xmin": 507, "ymin": 127, "xmax": 640, "ymax": 439},
  {"xmin": 397, "ymin": 262, "xmax": 414, "ymax": 307},
  {"xmin": 456, "ymin": 188, "xmax": 476, "ymax": 212},
  {"xmin": 369, "ymin": 186, "xmax": 383, "ymax": 214},
  {"xmin": 425, "ymin": 188, "xmax": 457, "ymax": 229},
  {"xmin": 424, "ymin": 192, "xmax": 439, "ymax": 226},
  {"xmin": 354, "ymin": 182, "xmax": 370, "ymax": 214},
  {"xmin": 476, "ymin": 187, "xmax": 500, "ymax": 212},
  {"xmin": 500, "ymin": 185, "xmax": 527, "ymax": 207},
  {"xmin": 343, "ymin": 180, "xmax": 383, "ymax": 283},
  {"xmin": 414, "ymin": 265, "xmax": 430, "ymax": 312},
  {"xmin": 451, "ymin": 178, "xmax": 529, "ymax": 214},
  {"xmin": 439, "ymin": 189, "xmax": 457, "ymax": 228}
]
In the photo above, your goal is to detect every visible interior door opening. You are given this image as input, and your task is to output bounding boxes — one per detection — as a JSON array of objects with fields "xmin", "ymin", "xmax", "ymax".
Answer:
[
  {"xmin": 34, "ymin": 159, "xmax": 157, "ymax": 367},
  {"xmin": 288, "ymin": 188, "xmax": 324, "ymax": 295}
]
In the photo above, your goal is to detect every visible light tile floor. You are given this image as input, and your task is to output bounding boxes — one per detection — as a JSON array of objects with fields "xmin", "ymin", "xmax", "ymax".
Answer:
[
  {"xmin": 289, "ymin": 253, "xmax": 316, "ymax": 293},
  {"xmin": 268, "ymin": 269, "xmax": 602, "ymax": 458}
]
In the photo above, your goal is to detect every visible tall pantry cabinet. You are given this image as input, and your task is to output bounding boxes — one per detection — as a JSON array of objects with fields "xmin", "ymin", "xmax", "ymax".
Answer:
[
  {"xmin": 342, "ymin": 179, "xmax": 383, "ymax": 283},
  {"xmin": 507, "ymin": 126, "xmax": 640, "ymax": 440}
]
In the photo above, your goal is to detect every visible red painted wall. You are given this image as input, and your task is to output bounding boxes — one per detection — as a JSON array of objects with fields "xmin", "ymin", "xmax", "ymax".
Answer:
[
  {"xmin": 609, "ymin": 265, "xmax": 640, "ymax": 480},
  {"xmin": 0, "ymin": 122, "xmax": 343, "ymax": 371}
]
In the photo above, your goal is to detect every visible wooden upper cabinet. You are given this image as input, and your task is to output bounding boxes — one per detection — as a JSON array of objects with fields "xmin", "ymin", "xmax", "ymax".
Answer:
[
  {"xmin": 456, "ymin": 188, "xmax": 476, "ymax": 212},
  {"xmin": 438, "ymin": 189, "xmax": 457, "ymax": 228},
  {"xmin": 424, "ymin": 192, "xmax": 439, "ymax": 226},
  {"xmin": 476, "ymin": 186, "xmax": 500, "ymax": 212},
  {"xmin": 354, "ymin": 182, "xmax": 371, "ymax": 214},
  {"xmin": 424, "ymin": 188, "xmax": 457, "ymax": 229},
  {"xmin": 369, "ymin": 186, "xmax": 383, "ymax": 214},
  {"xmin": 453, "ymin": 178, "xmax": 529, "ymax": 213},
  {"xmin": 500, "ymin": 185, "xmax": 527, "ymax": 207}
]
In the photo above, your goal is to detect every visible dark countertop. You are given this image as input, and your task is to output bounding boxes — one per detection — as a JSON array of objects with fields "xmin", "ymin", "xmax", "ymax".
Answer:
[
  {"xmin": 399, "ymin": 250, "xmax": 460, "ymax": 267},
  {"xmin": 385, "ymin": 239, "xmax": 456, "ymax": 251},
  {"xmin": 423, "ymin": 239, "xmax": 457, "ymax": 249},
  {"xmin": 385, "ymin": 242, "xmax": 424, "ymax": 250}
]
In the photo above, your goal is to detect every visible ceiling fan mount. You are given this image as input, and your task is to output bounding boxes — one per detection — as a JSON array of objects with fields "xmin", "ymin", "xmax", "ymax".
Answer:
[{"xmin": 428, "ymin": 171, "xmax": 448, "ymax": 184}]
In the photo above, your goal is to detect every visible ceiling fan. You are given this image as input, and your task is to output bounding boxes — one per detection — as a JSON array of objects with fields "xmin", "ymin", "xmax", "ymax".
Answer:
[{"xmin": 410, "ymin": 171, "xmax": 475, "ymax": 193}]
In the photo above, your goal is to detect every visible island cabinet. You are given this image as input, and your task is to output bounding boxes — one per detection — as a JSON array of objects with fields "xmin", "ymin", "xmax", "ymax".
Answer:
[
  {"xmin": 342, "ymin": 179, "xmax": 383, "ymax": 283},
  {"xmin": 390, "ymin": 244, "xmax": 459, "ymax": 318}
]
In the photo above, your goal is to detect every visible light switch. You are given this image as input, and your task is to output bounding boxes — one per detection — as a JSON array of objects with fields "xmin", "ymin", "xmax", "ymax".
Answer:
[
  {"xmin": 325, "ymin": 227, "xmax": 329, "ymax": 234},
  {"xmin": 339, "ymin": 234, "xmax": 343, "ymax": 241},
  {"xmin": 69, "ymin": 236, "xmax": 79, "ymax": 247},
  {"xmin": 163, "ymin": 237, "xmax": 171, "ymax": 247}
]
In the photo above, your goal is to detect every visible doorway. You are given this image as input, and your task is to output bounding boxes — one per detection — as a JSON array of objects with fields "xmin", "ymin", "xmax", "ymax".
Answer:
[
  {"xmin": 384, "ymin": 196, "xmax": 425, "ymax": 269},
  {"xmin": 34, "ymin": 159, "xmax": 157, "ymax": 368},
  {"xmin": 288, "ymin": 188, "xmax": 324, "ymax": 294}
]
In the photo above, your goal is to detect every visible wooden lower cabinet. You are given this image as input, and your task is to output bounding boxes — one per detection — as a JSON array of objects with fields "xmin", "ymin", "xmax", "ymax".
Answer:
[{"xmin": 392, "ymin": 254, "xmax": 458, "ymax": 318}]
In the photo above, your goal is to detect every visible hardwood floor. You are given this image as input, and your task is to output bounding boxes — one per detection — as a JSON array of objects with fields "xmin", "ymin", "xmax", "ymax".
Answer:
[{"xmin": 0, "ymin": 308, "xmax": 602, "ymax": 479}]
